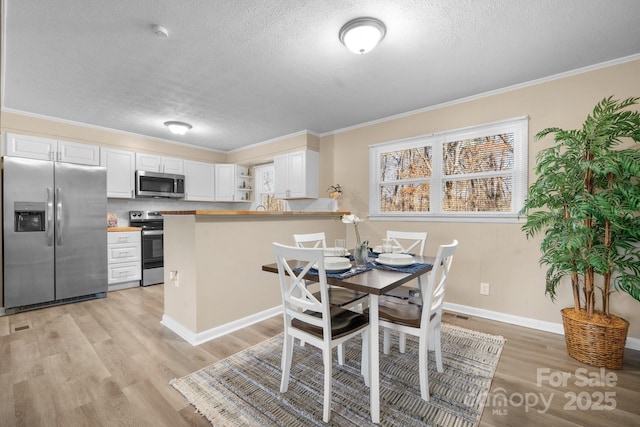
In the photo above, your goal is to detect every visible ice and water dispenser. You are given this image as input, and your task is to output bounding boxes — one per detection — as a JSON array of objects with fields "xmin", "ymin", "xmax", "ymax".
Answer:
[{"xmin": 14, "ymin": 202, "xmax": 46, "ymax": 232}]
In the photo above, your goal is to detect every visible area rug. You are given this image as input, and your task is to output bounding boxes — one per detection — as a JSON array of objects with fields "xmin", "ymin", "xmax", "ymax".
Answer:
[{"xmin": 171, "ymin": 323, "xmax": 505, "ymax": 426}]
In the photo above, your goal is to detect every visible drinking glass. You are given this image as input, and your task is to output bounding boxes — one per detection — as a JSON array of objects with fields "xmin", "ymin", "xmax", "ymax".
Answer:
[
  {"xmin": 382, "ymin": 238, "xmax": 393, "ymax": 253},
  {"xmin": 335, "ymin": 239, "xmax": 346, "ymax": 256}
]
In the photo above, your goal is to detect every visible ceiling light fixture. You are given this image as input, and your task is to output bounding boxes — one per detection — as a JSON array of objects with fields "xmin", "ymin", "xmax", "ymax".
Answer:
[
  {"xmin": 339, "ymin": 17, "xmax": 386, "ymax": 54},
  {"xmin": 152, "ymin": 24, "xmax": 169, "ymax": 38},
  {"xmin": 164, "ymin": 121, "xmax": 192, "ymax": 135}
]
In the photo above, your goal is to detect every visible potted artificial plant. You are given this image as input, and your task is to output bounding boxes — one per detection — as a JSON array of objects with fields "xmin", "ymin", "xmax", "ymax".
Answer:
[{"xmin": 520, "ymin": 96, "xmax": 640, "ymax": 369}]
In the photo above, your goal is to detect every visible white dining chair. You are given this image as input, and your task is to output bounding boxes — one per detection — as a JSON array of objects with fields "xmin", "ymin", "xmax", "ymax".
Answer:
[
  {"xmin": 383, "ymin": 230, "xmax": 428, "ymax": 351},
  {"xmin": 386, "ymin": 230, "xmax": 428, "ymax": 256},
  {"xmin": 292, "ymin": 232, "xmax": 327, "ymax": 249},
  {"xmin": 378, "ymin": 239, "xmax": 458, "ymax": 401},
  {"xmin": 292, "ymin": 232, "xmax": 367, "ymax": 365},
  {"xmin": 273, "ymin": 242, "xmax": 370, "ymax": 423},
  {"xmin": 294, "ymin": 232, "xmax": 369, "ymax": 310}
]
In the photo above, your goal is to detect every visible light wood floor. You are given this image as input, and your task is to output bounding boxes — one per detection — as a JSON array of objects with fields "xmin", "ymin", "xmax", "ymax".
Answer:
[{"xmin": 0, "ymin": 285, "xmax": 638, "ymax": 426}]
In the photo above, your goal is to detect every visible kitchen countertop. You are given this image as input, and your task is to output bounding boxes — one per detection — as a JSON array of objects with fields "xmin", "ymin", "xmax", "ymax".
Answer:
[
  {"xmin": 160, "ymin": 210, "xmax": 349, "ymax": 216},
  {"xmin": 107, "ymin": 226, "xmax": 142, "ymax": 232}
]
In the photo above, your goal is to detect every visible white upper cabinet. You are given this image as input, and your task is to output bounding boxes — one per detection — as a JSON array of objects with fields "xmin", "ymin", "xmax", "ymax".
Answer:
[
  {"xmin": 214, "ymin": 164, "xmax": 235, "ymax": 201},
  {"xmin": 213, "ymin": 164, "xmax": 253, "ymax": 202},
  {"xmin": 4, "ymin": 133, "xmax": 56, "ymax": 161},
  {"xmin": 274, "ymin": 150, "xmax": 319, "ymax": 199},
  {"xmin": 135, "ymin": 153, "xmax": 184, "ymax": 174},
  {"xmin": 4, "ymin": 133, "xmax": 100, "ymax": 165},
  {"xmin": 135, "ymin": 153, "xmax": 161, "ymax": 172},
  {"xmin": 213, "ymin": 164, "xmax": 252, "ymax": 202},
  {"xmin": 58, "ymin": 140, "xmax": 100, "ymax": 165},
  {"xmin": 100, "ymin": 147, "xmax": 136, "ymax": 198},
  {"xmin": 184, "ymin": 160, "xmax": 215, "ymax": 201},
  {"xmin": 161, "ymin": 156, "xmax": 184, "ymax": 175}
]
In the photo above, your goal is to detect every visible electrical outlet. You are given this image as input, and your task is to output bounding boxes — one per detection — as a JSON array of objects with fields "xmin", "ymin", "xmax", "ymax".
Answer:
[{"xmin": 480, "ymin": 282, "xmax": 490, "ymax": 295}]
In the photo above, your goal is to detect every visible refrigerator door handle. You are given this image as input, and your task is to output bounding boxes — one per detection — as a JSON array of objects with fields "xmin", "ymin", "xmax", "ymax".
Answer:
[
  {"xmin": 56, "ymin": 187, "xmax": 63, "ymax": 246},
  {"xmin": 47, "ymin": 187, "xmax": 54, "ymax": 246}
]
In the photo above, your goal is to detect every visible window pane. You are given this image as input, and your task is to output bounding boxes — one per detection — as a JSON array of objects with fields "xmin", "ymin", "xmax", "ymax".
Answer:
[
  {"xmin": 380, "ymin": 183, "xmax": 430, "ymax": 212},
  {"xmin": 380, "ymin": 147, "xmax": 432, "ymax": 181},
  {"xmin": 261, "ymin": 169, "xmax": 274, "ymax": 192},
  {"xmin": 444, "ymin": 133, "xmax": 514, "ymax": 176},
  {"xmin": 442, "ymin": 177, "xmax": 512, "ymax": 212}
]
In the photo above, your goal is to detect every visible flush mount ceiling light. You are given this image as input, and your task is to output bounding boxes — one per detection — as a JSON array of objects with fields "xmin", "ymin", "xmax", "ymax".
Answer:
[
  {"xmin": 339, "ymin": 17, "xmax": 386, "ymax": 54},
  {"xmin": 164, "ymin": 121, "xmax": 192, "ymax": 135},
  {"xmin": 152, "ymin": 24, "xmax": 168, "ymax": 38}
]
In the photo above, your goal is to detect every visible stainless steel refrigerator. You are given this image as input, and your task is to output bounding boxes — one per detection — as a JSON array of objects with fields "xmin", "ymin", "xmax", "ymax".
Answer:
[{"xmin": 3, "ymin": 156, "xmax": 107, "ymax": 309}]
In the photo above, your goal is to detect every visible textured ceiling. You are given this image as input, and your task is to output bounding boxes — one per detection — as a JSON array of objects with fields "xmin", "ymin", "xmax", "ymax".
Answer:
[{"xmin": 3, "ymin": 0, "xmax": 640, "ymax": 152}]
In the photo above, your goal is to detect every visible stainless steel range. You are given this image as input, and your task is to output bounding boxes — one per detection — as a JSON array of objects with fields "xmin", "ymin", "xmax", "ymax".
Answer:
[{"xmin": 129, "ymin": 210, "xmax": 163, "ymax": 286}]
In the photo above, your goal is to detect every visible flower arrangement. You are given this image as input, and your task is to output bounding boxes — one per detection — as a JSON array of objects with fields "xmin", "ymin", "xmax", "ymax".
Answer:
[
  {"xmin": 341, "ymin": 214, "xmax": 365, "ymax": 246},
  {"xmin": 342, "ymin": 214, "xmax": 369, "ymax": 269},
  {"xmin": 328, "ymin": 184, "xmax": 342, "ymax": 199}
]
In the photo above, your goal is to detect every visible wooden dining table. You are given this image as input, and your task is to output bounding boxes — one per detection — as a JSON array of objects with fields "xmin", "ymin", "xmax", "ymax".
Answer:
[{"xmin": 262, "ymin": 254, "xmax": 434, "ymax": 423}]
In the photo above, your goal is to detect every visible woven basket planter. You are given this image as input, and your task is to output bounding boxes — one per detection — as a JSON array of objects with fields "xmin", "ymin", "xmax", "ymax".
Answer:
[{"xmin": 561, "ymin": 308, "xmax": 629, "ymax": 369}]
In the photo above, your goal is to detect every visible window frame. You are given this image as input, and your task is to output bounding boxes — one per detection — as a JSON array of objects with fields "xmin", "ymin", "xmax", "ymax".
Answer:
[{"xmin": 368, "ymin": 116, "xmax": 528, "ymax": 223}]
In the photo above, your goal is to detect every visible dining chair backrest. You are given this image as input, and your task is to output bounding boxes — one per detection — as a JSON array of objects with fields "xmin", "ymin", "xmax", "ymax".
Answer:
[
  {"xmin": 386, "ymin": 230, "xmax": 427, "ymax": 255},
  {"xmin": 421, "ymin": 239, "xmax": 458, "ymax": 325},
  {"xmin": 272, "ymin": 242, "xmax": 370, "ymax": 422},
  {"xmin": 293, "ymin": 232, "xmax": 327, "ymax": 249},
  {"xmin": 273, "ymin": 243, "xmax": 330, "ymax": 332}
]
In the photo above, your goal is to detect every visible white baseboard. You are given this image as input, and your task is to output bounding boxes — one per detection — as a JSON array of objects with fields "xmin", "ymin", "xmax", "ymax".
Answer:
[
  {"xmin": 443, "ymin": 302, "xmax": 640, "ymax": 351},
  {"xmin": 161, "ymin": 315, "xmax": 198, "ymax": 345},
  {"xmin": 161, "ymin": 306, "xmax": 283, "ymax": 346},
  {"xmin": 161, "ymin": 301, "xmax": 640, "ymax": 352}
]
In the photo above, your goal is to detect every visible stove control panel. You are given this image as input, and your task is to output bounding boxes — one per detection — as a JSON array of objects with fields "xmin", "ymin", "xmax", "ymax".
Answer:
[{"xmin": 129, "ymin": 210, "xmax": 163, "ymax": 221}]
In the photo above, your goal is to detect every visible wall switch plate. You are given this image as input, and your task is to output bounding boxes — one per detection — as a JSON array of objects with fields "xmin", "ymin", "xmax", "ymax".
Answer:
[
  {"xmin": 480, "ymin": 282, "xmax": 490, "ymax": 295},
  {"xmin": 170, "ymin": 270, "xmax": 179, "ymax": 287}
]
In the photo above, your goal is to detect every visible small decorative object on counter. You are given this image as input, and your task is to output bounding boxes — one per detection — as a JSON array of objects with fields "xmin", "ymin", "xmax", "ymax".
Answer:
[
  {"xmin": 327, "ymin": 184, "xmax": 342, "ymax": 199},
  {"xmin": 342, "ymin": 214, "xmax": 368, "ymax": 270},
  {"xmin": 107, "ymin": 212, "xmax": 118, "ymax": 228}
]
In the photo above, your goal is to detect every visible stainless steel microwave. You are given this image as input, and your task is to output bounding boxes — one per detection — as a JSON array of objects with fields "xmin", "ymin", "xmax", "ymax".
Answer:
[{"xmin": 135, "ymin": 171, "xmax": 185, "ymax": 198}]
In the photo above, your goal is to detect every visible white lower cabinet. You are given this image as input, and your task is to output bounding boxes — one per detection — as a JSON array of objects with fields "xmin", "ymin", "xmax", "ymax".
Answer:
[{"xmin": 107, "ymin": 231, "xmax": 141, "ymax": 290}]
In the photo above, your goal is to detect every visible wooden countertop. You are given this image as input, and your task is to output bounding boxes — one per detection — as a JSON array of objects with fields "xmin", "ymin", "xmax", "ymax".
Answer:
[
  {"xmin": 160, "ymin": 210, "xmax": 349, "ymax": 216},
  {"xmin": 107, "ymin": 226, "xmax": 142, "ymax": 232}
]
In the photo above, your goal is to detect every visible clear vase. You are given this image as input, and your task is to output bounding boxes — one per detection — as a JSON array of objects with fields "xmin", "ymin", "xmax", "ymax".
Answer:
[{"xmin": 354, "ymin": 242, "xmax": 369, "ymax": 270}]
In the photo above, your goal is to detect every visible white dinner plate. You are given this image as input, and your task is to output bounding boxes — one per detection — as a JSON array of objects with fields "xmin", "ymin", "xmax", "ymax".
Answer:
[
  {"xmin": 325, "ymin": 265, "xmax": 352, "ymax": 273},
  {"xmin": 314, "ymin": 257, "xmax": 352, "ymax": 272},
  {"xmin": 375, "ymin": 258, "xmax": 415, "ymax": 267},
  {"xmin": 375, "ymin": 253, "xmax": 415, "ymax": 267}
]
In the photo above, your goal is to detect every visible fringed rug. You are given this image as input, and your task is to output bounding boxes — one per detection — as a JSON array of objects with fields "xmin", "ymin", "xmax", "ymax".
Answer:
[{"xmin": 171, "ymin": 323, "xmax": 505, "ymax": 426}]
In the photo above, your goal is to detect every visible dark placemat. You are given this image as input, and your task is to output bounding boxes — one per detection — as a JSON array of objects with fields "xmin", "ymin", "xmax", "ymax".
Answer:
[
  {"xmin": 294, "ymin": 262, "xmax": 375, "ymax": 279},
  {"xmin": 373, "ymin": 261, "xmax": 432, "ymax": 274}
]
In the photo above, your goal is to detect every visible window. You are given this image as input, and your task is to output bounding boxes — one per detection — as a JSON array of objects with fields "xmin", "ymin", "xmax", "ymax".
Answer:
[
  {"xmin": 254, "ymin": 163, "xmax": 285, "ymax": 212},
  {"xmin": 369, "ymin": 116, "xmax": 528, "ymax": 222}
]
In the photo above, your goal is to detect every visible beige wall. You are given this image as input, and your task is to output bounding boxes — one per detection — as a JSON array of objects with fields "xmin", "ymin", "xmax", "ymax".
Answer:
[
  {"xmin": 226, "ymin": 131, "xmax": 320, "ymax": 165},
  {"xmin": 163, "ymin": 214, "xmax": 347, "ymax": 333},
  {"xmin": 321, "ymin": 59, "xmax": 640, "ymax": 339}
]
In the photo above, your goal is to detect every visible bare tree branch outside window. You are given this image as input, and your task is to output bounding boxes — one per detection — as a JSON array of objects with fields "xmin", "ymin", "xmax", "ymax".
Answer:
[
  {"xmin": 370, "ymin": 117, "xmax": 528, "ymax": 221},
  {"xmin": 442, "ymin": 133, "xmax": 514, "ymax": 212},
  {"xmin": 380, "ymin": 147, "xmax": 432, "ymax": 212}
]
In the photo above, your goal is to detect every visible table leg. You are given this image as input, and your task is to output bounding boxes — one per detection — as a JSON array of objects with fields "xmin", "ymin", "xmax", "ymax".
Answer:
[{"xmin": 369, "ymin": 293, "xmax": 380, "ymax": 423}]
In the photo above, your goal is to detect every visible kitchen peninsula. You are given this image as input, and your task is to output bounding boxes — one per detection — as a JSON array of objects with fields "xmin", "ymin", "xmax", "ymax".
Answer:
[{"xmin": 160, "ymin": 210, "xmax": 349, "ymax": 345}]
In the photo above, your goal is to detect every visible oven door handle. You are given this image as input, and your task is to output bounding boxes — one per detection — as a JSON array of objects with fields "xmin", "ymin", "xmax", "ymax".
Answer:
[{"xmin": 142, "ymin": 230, "xmax": 164, "ymax": 236}]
